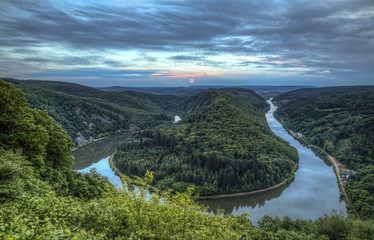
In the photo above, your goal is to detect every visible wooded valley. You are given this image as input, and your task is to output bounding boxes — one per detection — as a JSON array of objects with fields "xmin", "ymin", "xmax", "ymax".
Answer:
[{"xmin": 1, "ymin": 79, "xmax": 374, "ymax": 239}]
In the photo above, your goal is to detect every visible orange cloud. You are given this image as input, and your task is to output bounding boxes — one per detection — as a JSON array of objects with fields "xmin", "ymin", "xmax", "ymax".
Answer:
[
  {"xmin": 151, "ymin": 72, "xmax": 225, "ymax": 79},
  {"xmin": 170, "ymin": 72, "xmax": 223, "ymax": 78},
  {"xmin": 171, "ymin": 74, "xmax": 203, "ymax": 78}
]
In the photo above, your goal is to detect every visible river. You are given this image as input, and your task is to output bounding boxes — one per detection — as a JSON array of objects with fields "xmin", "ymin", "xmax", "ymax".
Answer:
[
  {"xmin": 73, "ymin": 134, "xmax": 129, "ymax": 188},
  {"xmin": 200, "ymin": 100, "xmax": 346, "ymax": 223},
  {"xmin": 73, "ymin": 101, "xmax": 346, "ymax": 224}
]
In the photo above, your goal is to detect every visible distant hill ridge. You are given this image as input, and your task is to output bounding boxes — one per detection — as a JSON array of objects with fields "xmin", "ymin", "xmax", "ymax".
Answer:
[
  {"xmin": 97, "ymin": 85, "xmax": 313, "ymax": 95},
  {"xmin": 273, "ymin": 85, "xmax": 374, "ymax": 104}
]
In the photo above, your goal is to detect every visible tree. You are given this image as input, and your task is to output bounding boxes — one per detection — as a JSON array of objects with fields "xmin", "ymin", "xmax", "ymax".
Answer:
[{"xmin": 324, "ymin": 141, "xmax": 335, "ymax": 155}]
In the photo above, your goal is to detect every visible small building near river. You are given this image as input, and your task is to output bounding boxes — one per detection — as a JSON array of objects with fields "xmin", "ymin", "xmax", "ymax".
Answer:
[{"xmin": 342, "ymin": 170, "xmax": 354, "ymax": 180}]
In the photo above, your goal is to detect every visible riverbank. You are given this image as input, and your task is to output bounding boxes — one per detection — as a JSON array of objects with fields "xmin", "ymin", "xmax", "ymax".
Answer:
[
  {"xmin": 72, "ymin": 133, "xmax": 132, "ymax": 170},
  {"xmin": 109, "ymin": 151, "xmax": 299, "ymax": 200},
  {"xmin": 73, "ymin": 131, "xmax": 134, "ymax": 151},
  {"xmin": 109, "ymin": 153, "xmax": 130, "ymax": 181},
  {"xmin": 199, "ymin": 162, "xmax": 298, "ymax": 200},
  {"xmin": 199, "ymin": 181, "xmax": 287, "ymax": 200},
  {"xmin": 324, "ymin": 152, "xmax": 360, "ymax": 219},
  {"xmin": 311, "ymin": 146, "xmax": 360, "ymax": 220},
  {"xmin": 275, "ymin": 119, "xmax": 360, "ymax": 219}
]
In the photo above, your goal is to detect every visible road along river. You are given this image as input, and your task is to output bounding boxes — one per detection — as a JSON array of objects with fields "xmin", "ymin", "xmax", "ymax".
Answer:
[{"xmin": 74, "ymin": 100, "xmax": 346, "ymax": 224}]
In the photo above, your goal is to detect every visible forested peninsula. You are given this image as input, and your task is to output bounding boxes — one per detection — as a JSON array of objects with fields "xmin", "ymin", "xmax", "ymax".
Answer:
[
  {"xmin": 275, "ymin": 89, "xmax": 374, "ymax": 220},
  {"xmin": 2, "ymin": 79, "xmax": 374, "ymax": 239},
  {"xmin": 113, "ymin": 89, "xmax": 298, "ymax": 195}
]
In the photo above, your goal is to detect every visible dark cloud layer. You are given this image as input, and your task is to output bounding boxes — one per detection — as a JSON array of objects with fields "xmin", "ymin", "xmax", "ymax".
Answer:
[{"xmin": 0, "ymin": 0, "xmax": 373, "ymax": 86}]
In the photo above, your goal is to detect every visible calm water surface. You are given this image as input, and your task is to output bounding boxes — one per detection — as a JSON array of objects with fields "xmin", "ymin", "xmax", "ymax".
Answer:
[
  {"xmin": 78, "ymin": 156, "xmax": 122, "ymax": 189},
  {"xmin": 200, "ymin": 100, "xmax": 346, "ymax": 224},
  {"xmin": 74, "ymin": 101, "xmax": 346, "ymax": 224},
  {"xmin": 73, "ymin": 134, "xmax": 129, "ymax": 188}
]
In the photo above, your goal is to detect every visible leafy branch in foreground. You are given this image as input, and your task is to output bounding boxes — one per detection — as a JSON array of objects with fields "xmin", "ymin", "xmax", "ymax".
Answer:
[{"xmin": 0, "ymin": 171, "xmax": 252, "ymax": 239}]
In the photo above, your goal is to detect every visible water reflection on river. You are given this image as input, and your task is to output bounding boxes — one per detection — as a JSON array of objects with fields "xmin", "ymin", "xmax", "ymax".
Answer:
[
  {"xmin": 78, "ymin": 156, "xmax": 123, "ymax": 189},
  {"xmin": 73, "ymin": 101, "xmax": 346, "ymax": 225},
  {"xmin": 199, "ymin": 100, "xmax": 346, "ymax": 224},
  {"xmin": 73, "ymin": 134, "xmax": 129, "ymax": 188},
  {"xmin": 72, "ymin": 134, "xmax": 128, "ymax": 170}
]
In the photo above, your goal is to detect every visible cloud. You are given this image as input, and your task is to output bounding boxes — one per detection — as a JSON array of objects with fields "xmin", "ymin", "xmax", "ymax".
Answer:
[
  {"xmin": 169, "ymin": 55, "xmax": 203, "ymax": 62},
  {"xmin": 0, "ymin": 0, "xmax": 373, "ymax": 86},
  {"xmin": 24, "ymin": 68, "xmax": 155, "ymax": 79}
]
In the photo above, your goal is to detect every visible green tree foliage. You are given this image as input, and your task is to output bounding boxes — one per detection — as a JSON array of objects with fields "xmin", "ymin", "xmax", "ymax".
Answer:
[
  {"xmin": 256, "ymin": 214, "xmax": 374, "ymax": 240},
  {"xmin": 0, "ymin": 150, "xmax": 51, "ymax": 201},
  {"xmin": 0, "ymin": 79, "xmax": 72, "ymax": 168},
  {"xmin": 0, "ymin": 168, "xmax": 252, "ymax": 239},
  {"xmin": 0, "ymin": 79, "xmax": 113, "ymax": 200},
  {"xmin": 4, "ymin": 78, "xmax": 185, "ymax": 112},
  {"xmin": 1, "ymin": 79, "xmax": 374, "ymax": 239},
  {"xmin": 4, "ymin": 78, "xmax": 181, "ymax": 145},
  {"xmin": 114, "ymin": 90, "xmax": 298, "ymax": 195},
  {"xmin": 275, "ymin": 91, "xmax": 374, "ymax": 219},
  {"xmin": 2, "ymin": 167, "xmax": 374, "ymax": 239},
  {"xmin": 347, "ymin": 165, "xmax": 374, "ymax": 220},
  {"xmin": 324, "ymin": 141, "xmax": 335, "ymax": 155},
  {"xmin": 273, "ymin": 85, "xmax": 374, "ymax": 105}
]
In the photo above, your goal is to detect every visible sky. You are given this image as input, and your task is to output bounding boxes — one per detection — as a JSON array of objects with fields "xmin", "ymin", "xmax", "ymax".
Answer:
[{"xmin": 0, "ymin": 0, "xmax": 373, "ymax": 87}]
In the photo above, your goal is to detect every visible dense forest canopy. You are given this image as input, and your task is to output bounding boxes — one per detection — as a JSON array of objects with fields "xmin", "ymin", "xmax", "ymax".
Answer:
[
  {"xmin": 275, "ymin": 91, "xmax": 374, "ymax": 220},
  {"xmin": 4, "ymin": 78, "xmax": 184, "ymax": 145},
  {"xmin": 113, "ymin": 89, "xmax": 298, "ymax": 195},
  {"xmin": 1, "ymin": 79, "xmax": 374, "ymax": 238},
  {"xmin": 4, "ymin": 78, "xmax": 185, "ymax": 111},
  {"xmin": 273, "ymin": 86, "xmax": 374, "ymax": 105},
  {"xmin": 0, "ymin": 79, "xmax": 111, "ymax": 200}
]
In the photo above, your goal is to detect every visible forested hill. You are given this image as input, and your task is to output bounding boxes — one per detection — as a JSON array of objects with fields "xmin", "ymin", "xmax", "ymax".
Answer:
[
  {"xmin": 2, "ymin": 79, "xmax": 374, "ymax": 238},
  {"xmin": 273, "ymin": 85, "xmax": 374, "ymax": 105},
  {"xmin": 0, "ymin": 79, "xmax": 111, "ymax": 200},
  {"xmin": 4, "ymin": 78, "xmax": 184, "ymax": 145},
  {"xmin": 275, "ymin": 91, "xmax": 374, "ymax": 219},
  {"xmin": 4, "ymin": 78, "xmax": 185, "ymax": 113},
  {"xmin": 177, "ymin": 88, "xmax": 269, "ymax": 117},
  {"xmin": 113, "ymin": 90, "xmax": 298, "ymax": 195}
]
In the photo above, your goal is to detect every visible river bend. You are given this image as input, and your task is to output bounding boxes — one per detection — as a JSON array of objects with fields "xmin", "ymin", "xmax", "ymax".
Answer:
[{"xmin": 74, "ymin": 100, "xmax": 346, "ymax": 224}]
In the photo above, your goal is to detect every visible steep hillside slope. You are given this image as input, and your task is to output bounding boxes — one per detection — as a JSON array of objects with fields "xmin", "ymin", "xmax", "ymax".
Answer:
[
  {"xmin": 0, "ymin": 79, "xmax": 110, "ymax": 200},
  {"xmin": 23, "ymin": 86, "xmax": 171, "ymax": 145},
  {"xmin": 113, "ymin": 90, "xmax": 298, "ymax": 195},
  {"xmin": 4, "ymin": 79, "xmax": 183, "ymax": 145}
]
